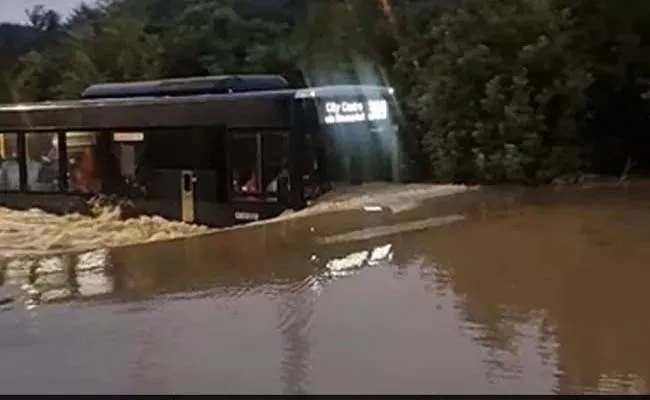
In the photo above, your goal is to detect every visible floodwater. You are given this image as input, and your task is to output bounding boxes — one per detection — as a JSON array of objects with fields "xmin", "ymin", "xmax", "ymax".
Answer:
[{"xmin": 1, "ymin": 185, "xmax": 650, "ymax": 394}]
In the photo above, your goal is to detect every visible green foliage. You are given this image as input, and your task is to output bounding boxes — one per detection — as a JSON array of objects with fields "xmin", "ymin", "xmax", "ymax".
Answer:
[
  {"xmin": 403, "ymin": 1, "xmax": 593, "ymax": 182},
  {"xmin": 0, "ymin": 0, "xmax": 648, "ymax": 183},
  {"xmin": 394, "ymin": 0, "xmax": 650, "ymax": 182},
  {"xmin": 159, "ymin": 0, "xmax": 293, "ymax": 77}
]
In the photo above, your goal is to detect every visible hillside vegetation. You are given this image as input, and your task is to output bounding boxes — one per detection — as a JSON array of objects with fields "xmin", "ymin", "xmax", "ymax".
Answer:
[{"xmin": 1, "ymin": 0, "xmax": 648, "ymax": 183}]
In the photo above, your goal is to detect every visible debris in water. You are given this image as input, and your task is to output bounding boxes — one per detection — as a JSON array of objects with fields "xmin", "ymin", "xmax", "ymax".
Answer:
[{"xmin": 0, "ymin": 297, "xmax": 13, "ymax": 306}]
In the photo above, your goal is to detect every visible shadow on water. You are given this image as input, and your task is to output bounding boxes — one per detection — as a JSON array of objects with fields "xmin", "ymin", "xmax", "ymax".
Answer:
[{"xmin": 1, "ymin": 185, "xmax": 650, "ymax": 394}]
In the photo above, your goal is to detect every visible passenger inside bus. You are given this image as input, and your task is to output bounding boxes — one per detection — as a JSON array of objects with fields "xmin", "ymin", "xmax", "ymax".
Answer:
[
  {"xmin": 0, "ymin": 151, "xmax": 43, "ymax": 191},
  {"xmin": 0, "ymin": 152, "xmax": 19, "ymax": 190},
  {"xmin": 238, "ymin": 167, "xmax": 290, "ymax": 195},
  {"xmin": 70, "ymin": 147, "xmax": 100, "ymax": 192},
  {"xmin": 33, "ymin": 135, "xmax": 59, "ymax": 191},
  {"xmin": 232, "ymin": 168, "xmax": 257, "ymax": 195},
  {"xmin": 242, "ymin": 171, "xmax": 258, "ymax": 193},
  {"xmin": 266, "ymin": 167, "xmax": 288, "ymax": 193}
]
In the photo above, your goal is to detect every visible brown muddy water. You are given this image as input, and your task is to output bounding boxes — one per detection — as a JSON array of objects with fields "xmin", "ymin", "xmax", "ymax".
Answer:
[{"xmin": 1, "ymin": 185, "xmax": 650, "ymax": 394}]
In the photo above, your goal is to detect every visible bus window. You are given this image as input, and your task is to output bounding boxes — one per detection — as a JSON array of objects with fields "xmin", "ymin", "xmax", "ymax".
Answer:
[
  {"xmin": 0, "ymin": 133, "xmax": 19, "ymax": 191},
  {"xmin": 111, "ymin": 132, "xmax": 146, "ymax": 195},
  {"xmin": 303, "ymin": 131, "xmax": 329, "ymax": 199},
  {"xmin": 231, "ymin": 133, "xmax": 262, "ymax": 197},
  {"xmin": 66, "ymin": 132, "xmax": 101, "ymax": 193},
  {"xmin": 26, "ymin": 133, "xmax": 59, "ymax": 192},
  {"xmin": 231, "ymin": 132, "xmax": 290, "ymax": 200},
  {"xmin": 261, "ymin": 133, "xmax": 288, "ymax": 194}
]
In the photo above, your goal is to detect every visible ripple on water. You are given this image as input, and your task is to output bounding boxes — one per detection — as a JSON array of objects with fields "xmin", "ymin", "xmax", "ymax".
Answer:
[{"xmin": 0, "ymin": 187, "xmax": 649, "ymax": 394}]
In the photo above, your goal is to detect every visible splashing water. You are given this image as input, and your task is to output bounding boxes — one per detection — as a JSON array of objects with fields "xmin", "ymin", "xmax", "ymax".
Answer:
[
  {"xmin": 0, "ymin": 205, "xmax": 211, "ymax": 258},
  {"xmin": 0, "ymin": 183, "xmax": 472, "ymax": 258}
]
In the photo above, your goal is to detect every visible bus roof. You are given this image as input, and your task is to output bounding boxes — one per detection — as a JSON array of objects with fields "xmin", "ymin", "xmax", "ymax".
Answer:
[
  {"xmin": 0, "ymin": 84, "xmax": 396, "ymax": 132},
  {"xmin": 0, "ymin": 90, "xmax": 296, "ymax": 132},
  {"xmin": 81, "ymin": 75, "xmax": 291, "ymax": 99}
]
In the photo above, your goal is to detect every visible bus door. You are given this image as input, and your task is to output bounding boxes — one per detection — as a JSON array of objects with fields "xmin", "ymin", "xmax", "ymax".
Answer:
[
  {"xmin": 182, "ymin": 129, "xmax": 227, "ymax": 224},
  {"xmin": 229, "ymin": 131, "xmax": 289, "ymax": 222},
  {"xmin": 140, "ymin": 128, "xmax": 225, "ymax": 224}
]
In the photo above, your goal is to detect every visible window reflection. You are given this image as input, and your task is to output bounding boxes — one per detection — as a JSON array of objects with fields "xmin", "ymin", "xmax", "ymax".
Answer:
[
  {"xmin": 111, "ymin": 132, "xmax": 146, "ymax": 196},
  {"xmin": 26, "ymin": 133, "xmax": 59, "ymax": 192},
  {"xmin": 0, "ymin": 133, "xmax": 19, "ymax": 191}
]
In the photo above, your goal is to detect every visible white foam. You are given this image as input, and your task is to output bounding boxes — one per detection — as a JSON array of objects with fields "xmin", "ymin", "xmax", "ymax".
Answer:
[
  {"xmin": 281, "ymin": 183, "xmax": 475, "ymax": 219},
  {"xmin": 0, "ymin": 183, "xmax": 472, "ymax": 258},
  {"xmin": 0, "ymin": 205, "xmax": 210, "ymax": 258}
]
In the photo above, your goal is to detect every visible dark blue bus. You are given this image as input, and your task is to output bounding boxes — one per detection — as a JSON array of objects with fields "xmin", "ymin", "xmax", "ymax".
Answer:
[{"xmin": 0, "ymin": 75, "xmax": 401, "ymax": 226}]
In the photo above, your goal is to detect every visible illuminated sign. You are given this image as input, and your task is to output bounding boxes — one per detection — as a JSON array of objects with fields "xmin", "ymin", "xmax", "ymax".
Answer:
[
  {"xmin": 113, "ymin": 132, "xmax": 144, "ymax": 142},
  {"xmin": 322, "ymin": 99, "xmax": 389, "ymax": 125}
]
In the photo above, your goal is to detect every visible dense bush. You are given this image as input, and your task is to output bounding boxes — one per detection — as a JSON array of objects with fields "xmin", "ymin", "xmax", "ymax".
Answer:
[
  {"xmin": 394, "ymin": 0, "xmax": 650, "ymax": 183},
  {"xmin": 0, "ymin": 0, "xmax": 648, "ymax": 183}
]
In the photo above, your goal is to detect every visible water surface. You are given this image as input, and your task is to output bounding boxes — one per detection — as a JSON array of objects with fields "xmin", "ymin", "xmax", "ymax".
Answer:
[{"xmin": 1, "ymin": 186, "xmax": 649, "ymax": 394}]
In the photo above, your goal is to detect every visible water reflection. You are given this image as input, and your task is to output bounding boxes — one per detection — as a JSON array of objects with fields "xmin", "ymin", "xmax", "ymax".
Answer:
[
  {"xmin": 398, "ymin": 186, "xmax": 650, "ymax": 394},
  {"xmin": 278, "ymin": 282, "xmax": 313, "ymax": 395},
  {"xmin": 0, "ymin": 249, "xmax": 113, "ymax": 309},
  {"xmin": 324, "ymin": 243, "xmax": 393, "ymax": 279},
  {"xmin": 0, "ymin": 186, "xmax": 649, "ymax": 394}
]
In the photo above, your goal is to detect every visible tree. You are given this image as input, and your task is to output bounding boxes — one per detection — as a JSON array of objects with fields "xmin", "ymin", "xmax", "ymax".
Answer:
[
  {"xmin": 2, "ymin": 0, "xmax": 649, "ymax": 182},
  {"xmin": 399, "ymin": 0, "xmax": 593, "ymax": 183},
  {"xmin": 25, "ymin": 5, "xmax": 61, "ymax": 33},
  {"xmin": 12, "ymin": 2, "xmax": 163, "ymax": 100},
  {"xmin": 0, "ymin": 23, "xmax": 40, "ymax": 78},
  {"xmin": 557, "ymin": 0, "xmax": 650, "ymax": 174},
  {"xmin": 157, "ymin": 0, "xmax": 294, "ymax": 77}
]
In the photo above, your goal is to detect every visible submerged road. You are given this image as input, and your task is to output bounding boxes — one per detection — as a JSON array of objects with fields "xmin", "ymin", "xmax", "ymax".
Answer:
[{"xmin": 0, "ymin": 185, "xmax": 650, "ymax": 394}]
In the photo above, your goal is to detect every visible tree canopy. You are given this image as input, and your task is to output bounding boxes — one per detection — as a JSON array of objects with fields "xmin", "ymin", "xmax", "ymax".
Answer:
[{"xmin": 0, "ymin": 0, "xmax": 648, "ymax": 183}]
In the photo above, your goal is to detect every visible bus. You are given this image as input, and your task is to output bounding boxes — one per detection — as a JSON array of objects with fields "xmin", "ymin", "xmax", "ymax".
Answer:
[{"xmin": 0, "ymin": 75, "xmax": 401, "ymax": 227}]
